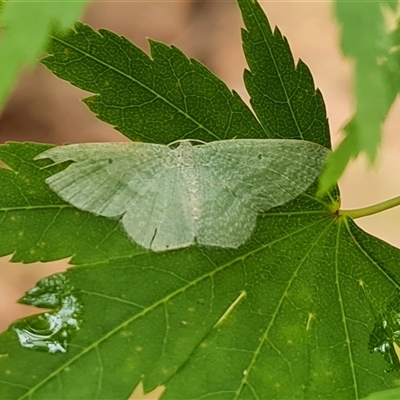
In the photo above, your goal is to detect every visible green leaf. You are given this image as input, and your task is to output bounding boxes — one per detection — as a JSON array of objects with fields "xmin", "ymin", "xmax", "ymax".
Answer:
[
  {"xmin": 239, "ymin": 0, "xmax": 330, "ymax": 149},
  {"xmin": 1, "ymin": 144, "xmax": 400, "ymax": 398},
  {"xmin": 320, "ymin": 0, "xmax": 400, "ymax": 194},
  {"xmin": 0, "ymin": 0, "xmax": 88, "ymax": 109},
  {"xmin": 41, "ymin": 23, "xmax": 264, "ymax": 144},
  {"xmin": 335, "ymin": 0, "xmax": 393, "ymax": 158},
  {"xmin": 0, "ymin": 142, "xmax": 137, "ymax": 264},
  {"xmin": 1, "ymin": 1, "xmax": 400, "ymax": 399},
  {"xmin": 163, "ymin": 218, "xmax": 400, "ymax": 399},
  {"xmin": 318, "ymin": 127, "xmax": 359, "ymax": 195}
]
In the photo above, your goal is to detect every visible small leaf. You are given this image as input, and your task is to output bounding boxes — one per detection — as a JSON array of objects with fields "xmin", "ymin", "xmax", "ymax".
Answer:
[
  {"xmin": 320, "ymin": 1, "xmax": 400, "ymax": 194},
  {"xmin": 14, "ymin": 274, "xmax": 83, "ymax": 354},
  {"xmin": 318, "ymin": 131, "xmax": 358, "ymax": 195},
  {"xmin": 0, "ymin": 0, "xmax": 88, "ymax": 109}
]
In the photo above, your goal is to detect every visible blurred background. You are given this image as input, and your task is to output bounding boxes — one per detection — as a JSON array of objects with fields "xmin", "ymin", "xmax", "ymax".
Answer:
[{"xmin": 1, "ymin": 1, "xmax": 400, "ymax": 398}]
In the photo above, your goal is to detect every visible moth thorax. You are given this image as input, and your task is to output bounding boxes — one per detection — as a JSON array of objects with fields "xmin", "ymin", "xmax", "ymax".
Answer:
[{"xmin": 175, "ymin": 141, "xmax": 195, "ymax": 167}]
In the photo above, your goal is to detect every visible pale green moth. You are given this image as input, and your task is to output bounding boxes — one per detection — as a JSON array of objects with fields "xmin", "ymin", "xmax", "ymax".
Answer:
[{"xmin": 35, "ymin": 139, "xmax": 329, "ymax": 252}]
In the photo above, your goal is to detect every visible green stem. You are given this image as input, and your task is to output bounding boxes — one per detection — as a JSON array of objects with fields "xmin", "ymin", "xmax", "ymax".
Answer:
[{"xmin": 340, "ymin": 194, "xmax": 400, "ymax": 219}]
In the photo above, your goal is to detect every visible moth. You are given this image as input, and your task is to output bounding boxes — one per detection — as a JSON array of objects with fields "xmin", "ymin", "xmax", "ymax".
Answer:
[{"xmin": 36, "ymin": 139, "xmax": 328, "ymax": 251}]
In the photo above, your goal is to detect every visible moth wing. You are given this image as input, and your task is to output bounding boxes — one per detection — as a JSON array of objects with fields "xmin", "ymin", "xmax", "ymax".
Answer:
[
  {"xmin": 36, "ymin": 143, "xmax": 196, "ymax": 251},
  {"xmin": 197, "ymin": 139, "xmax": 328, "ymax": 211},
  {"xmin": 123, "ymin": 164, "xmax": 196, "ymax": 252},
  {"xmin": 35, "ymin": 142, "xmax": 146, "ymax": 162},
  {"xmin": 36, "ymin": 143, "xmax": 171, "ymax": 218},
  {"xmin": 195, "ymin": 139, "xmax": 328, "ymax": 248},
  {"xmin": 195, "ymin": 162, "xmax": 258, "ymax": 248}
]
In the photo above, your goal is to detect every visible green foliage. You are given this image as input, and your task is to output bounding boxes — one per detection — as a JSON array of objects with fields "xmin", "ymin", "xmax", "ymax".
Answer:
[
  {"xmin": 0, "ymin": 142, "xmax": 136, "ymax": 264},
  {"xmin": 319, "ymin": 0, "xmax": 400, "ymax": 194},
  {"xmin": 240, "ymin": 0, "xmax": 330, "ymax": 149},
  {"xmin": 41, "ymin": 24, "xmax": 263, "ymax": 144},
  {"xmin": 0, "ymin": 0, "xmax": 88, "ymax": 109},
  {"xmin": 1, "ymin": 0, "xmax": 400, "ymax": 399}
]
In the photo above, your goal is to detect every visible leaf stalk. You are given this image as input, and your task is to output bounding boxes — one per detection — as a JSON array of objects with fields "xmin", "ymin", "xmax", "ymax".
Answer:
[{"xmin": 340, "ymin": 194, "xmax": 400, "ymax": 219}]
